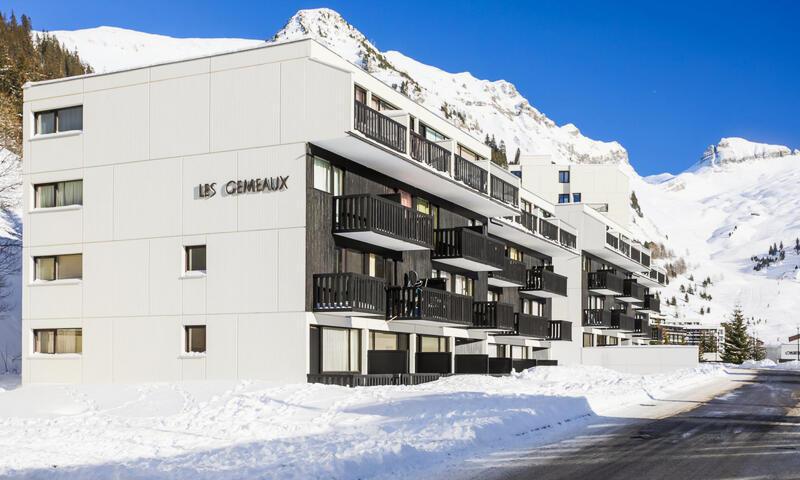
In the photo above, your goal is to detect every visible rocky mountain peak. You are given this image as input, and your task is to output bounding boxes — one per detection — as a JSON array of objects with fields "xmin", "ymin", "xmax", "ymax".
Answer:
[{"xmin": 695, "ymin": 137, "xmax": 797, "ymax": 171}]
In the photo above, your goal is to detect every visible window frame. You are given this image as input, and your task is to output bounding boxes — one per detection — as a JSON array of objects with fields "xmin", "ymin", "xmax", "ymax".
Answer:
[
  {"xmin": 313, "ymin": 156, "xmax": 344, "ymax": 195},
  {"xmin": 558, "ymin": 194, "xmax": 570, "ymax": 204},
  {"xmin": 185, "ymin": 245, "xmax": 207, "ymax": 273},
  {"xmin": 558, "ymin": 170, "xmax": 571, "ymax": 183},
  {"xmin": 184, "ymin": 325, "xmax": 207, "ymax": 353},
  {"xmin": 34, "ymin": 105, "xmax": 83, "ymax": 135},
  {"xmin": 33, "ymin": 328, "xmax": 82, "ymax": 354},
  {"xmin": 34, "ymin": 254, "xmax": 83, "ymax": 281},
  {"xmin": 33, "ymin": 179, "xmax": 83, "ymax": 209},
  {"xmin": 572, "ymin": 193, "xmax": 582, "ymax": 203}
]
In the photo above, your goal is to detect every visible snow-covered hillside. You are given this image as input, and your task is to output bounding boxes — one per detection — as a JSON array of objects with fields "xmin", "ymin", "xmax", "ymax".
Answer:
[{"xmin": 634, "ymin": 138, "xmax": 800, "ymax": 343}]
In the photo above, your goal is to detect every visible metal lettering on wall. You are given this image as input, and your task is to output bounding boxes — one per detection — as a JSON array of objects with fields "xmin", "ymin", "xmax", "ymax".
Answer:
[{"xmin": 197, "ymin": 176, "xmax": 289, "ymax": 199}]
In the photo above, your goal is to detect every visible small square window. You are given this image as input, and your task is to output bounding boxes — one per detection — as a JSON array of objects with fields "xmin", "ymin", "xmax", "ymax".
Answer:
[
  {"xmin": 185, "ymin": 325, "xmax": 206, "ymax": 353},
  {"xmin": 185, "ymin": 245, "xmax": 207, "ymax": 272},
  {"xmin": 573, "ymin": 193, "xmax": 582, "ymax": 203},
  {"xmin": 558, "ymin": 170, "xmax": 570, "ymax": 183},
  {"xmin": 558, "ymin": 194, "xmax": 570, "ymax": 204}
]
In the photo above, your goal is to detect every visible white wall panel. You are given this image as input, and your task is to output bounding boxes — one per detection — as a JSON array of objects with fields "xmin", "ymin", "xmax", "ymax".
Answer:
[
  {"xmin": 114, "ymin": 158, "xmax": 181, "ymax": 240},
  {"xmin": 181, "ymin": 152, "xmax": 238, "ymax": 235},
  {"xmin": 28, "ymin": 133, "xmax": 83, "ymax": 174},
  {"xmin": 82, "ymin": 242, "xmax": 115, "ymax": 317},
  {"xmin": 149, "ymin": 237, "xmax": 181, "ymax": 316},
  {"xmin": 111, "ymin": 240, "xmax": 150, "ymax": 317},
  {"xmin": 237, "ymin": 312, "xmax": 307, "ymax": 382},
  {"xmin": 82, "ymin": 316, "xmax": 113, "ymax": 382},
  {"xmin": 82, "ymin": 166, "xmax": 114, "ymax": 242},
  {"xmin": 112, "ymin": 316, "xmax": 179, "ymax": 382},
  {"xmin": 206, "ymin": 314, "xmax": 237, "ymax": 379},
  {"xmin": 149, "ymin": 74, "xmax": 209, "ymax": 159},
  {"xmin": 27, "ymin": 208, "xmax": 83, "ymax": 247},
  {"xmin": 210, "ymin": 63, "xmax": 280, "ymax": 151},
  {"xmin": 84, "ymin": 84, "xmax": 149, "ymax": 167}
]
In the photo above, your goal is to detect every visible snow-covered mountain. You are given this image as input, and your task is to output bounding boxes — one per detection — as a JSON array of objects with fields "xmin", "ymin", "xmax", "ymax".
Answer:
[
  {"xmin": 29, "ymin": 9, "xmax": 800, "ymax": 344},
  {"xmin": 634, "ymin": 138, "xmax": 800, "ymax": 343}
]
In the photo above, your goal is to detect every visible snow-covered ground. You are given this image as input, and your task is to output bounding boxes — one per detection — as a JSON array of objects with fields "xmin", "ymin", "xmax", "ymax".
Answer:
[{"xmin": 0, "ymin": 365, "xmax": 727, "ymax": 479}]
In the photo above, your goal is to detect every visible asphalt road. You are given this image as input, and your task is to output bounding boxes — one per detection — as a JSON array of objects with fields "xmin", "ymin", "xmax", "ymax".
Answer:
[{"xmin": 468, "ymin": 369, "xmax": 800, "ymax": 480}]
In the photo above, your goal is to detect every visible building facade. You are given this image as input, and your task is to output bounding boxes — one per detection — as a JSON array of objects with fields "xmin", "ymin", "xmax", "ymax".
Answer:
[{"xmin": 21, "ymin": 39, "xmax": 675, "ymax": 384}]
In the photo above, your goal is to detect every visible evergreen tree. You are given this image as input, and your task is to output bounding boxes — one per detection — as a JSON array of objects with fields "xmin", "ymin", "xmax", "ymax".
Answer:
[
  {"xmin": 721, "ymin": 306, "xmax": 751, "ymax": 364},
  {"xmin": 684, "ymin": 293, "xmax": 689, "ymax": 303},
  {"xmin": 751, "ymin": 338, "xmax": 766, "ymax": 361},
  {"xmin": 513, "ymin": 147, "xmax": 521, "ymax": 164},
  {"xmin": 699, "ymin": 307, "xmax": 704, "ymax": 315}
]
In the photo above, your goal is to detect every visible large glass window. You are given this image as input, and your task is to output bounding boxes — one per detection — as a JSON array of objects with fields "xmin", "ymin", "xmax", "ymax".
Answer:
[
  {"xmin": 419, "ymin": 123, "xmax": 447, "ymax": 142},
  {"xmin": 458, "ymin": 145, "xmax": 479, "ymax": 161},
  {"xmin": 321, "ymin": 327, "xmax": 361, "ymax": 372},
  {"xmin": 34, "ymin": 254, "xmax": 82, "ymax": 281},
  {"xmin": 558, "ymin": 194, "xmax": 570, "ymax": 204},
  {"xmin": 185, "ymin": 325, "xmax": 207, "ymax": 353},
  {"xmin": 34, "ymin": 328, "xmax": 82, "ymax": 354},
  {"xmin": 34, "ymin": 106, "xmax": 83, "ymax": 135},
  {"xmin": 558, "ymin": 170, "xmax": 570, "ymax": 183},
  {"xmin": 354, "ymin": 85, "xmax": 367, "ymax": 104},
  {"xmin": 185, "ymin": 245, "xmax": 206, "ymax": 272},
  {"xmin": 583, "ymin": 333, "xmax": 594, "ymax": 348},
  {"xmin": 34, "ymin": 180, "xmax": 83, "ymax": 208},
  {"xmin": 521, "ymin": 298, "xmax": 544, "ymax": 316},
  {"xmin": 453, "ymin": 274, "xmax": 473, "ymax": 296},
  {"xmin": 369, "ymin": 331, "xmax": 408, "ymax": 351}
]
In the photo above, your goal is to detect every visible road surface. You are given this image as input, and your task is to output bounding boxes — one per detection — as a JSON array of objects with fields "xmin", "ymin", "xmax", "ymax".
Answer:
[{"xmin": 458, "ymin": 369, "xmax": 800, "ymax": 480}]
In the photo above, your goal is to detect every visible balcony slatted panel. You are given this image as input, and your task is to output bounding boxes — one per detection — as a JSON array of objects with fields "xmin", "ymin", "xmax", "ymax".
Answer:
[
  {"xmin": 410, "ymin": 132, "xmax": 450, "ymax": 173},
  {"xmin": 453, "ymin": 154, "xmax": 488, "ymax": 193},
  {"xmin": 354, "ymin": 101, "xmax": 406, "ymax": 153},
  {"xmin": 490, "ymin": 175, "xmax": 519, "ymax": 207},
  {"xmin": 333, "ymin": 194, "xmax": 434, "ymax": 249},
  {"xmin": 312, "ymin": 273, "xmax": 386, "ymax": 315}
]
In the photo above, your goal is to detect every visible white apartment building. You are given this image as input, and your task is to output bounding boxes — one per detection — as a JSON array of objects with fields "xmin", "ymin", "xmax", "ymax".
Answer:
[{"xmin": 21, "ymin": 38, "xmax": 681, "ymax": 385}]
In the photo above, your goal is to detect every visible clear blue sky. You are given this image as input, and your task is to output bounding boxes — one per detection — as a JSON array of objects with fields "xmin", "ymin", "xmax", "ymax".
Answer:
[{"xmin": 7, "ymin": 0, "xmax": 799, "ymax": 175}]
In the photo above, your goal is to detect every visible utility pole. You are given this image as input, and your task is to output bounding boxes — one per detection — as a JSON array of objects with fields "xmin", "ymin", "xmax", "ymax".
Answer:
[{"xmin": 796, "ymin": 325, "xmax": 799, "ymax": 362}]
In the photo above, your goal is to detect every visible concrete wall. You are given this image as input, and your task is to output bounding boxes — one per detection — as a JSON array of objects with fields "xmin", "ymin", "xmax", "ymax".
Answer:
[
  {"xmin": 21, "ymin": 43, "xmax": 355, "ymax": 384},
  {"xmin": 582, "ymin": 346, "xmax": 699, "ymax": 374}
]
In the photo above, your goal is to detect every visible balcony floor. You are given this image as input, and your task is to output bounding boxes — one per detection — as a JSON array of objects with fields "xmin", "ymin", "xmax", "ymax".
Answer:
[
  {"xmin": 334, "ymin": 230, "xmax": 431, "ymax": 251},
  {"xmin": 487, "ymin": 220, "xmax": 575, "ymax": 258},
  {"xmin": 488, "ymin": 277, "xmax": 525, "ymax": 288},
  {"xmin": 616, "ymin": 295, "xmax": 644, "ymax": 303},
  {"xmin": 434, "ymin": 257, "xmax": 502, "ymax": 272},
  {"xmin": 519, "ymin": 289, "xmax": 561, "ymax": 299},
  {"xmin": 589, "ymin": 287, "xmax": 623, "ymax": 296}
]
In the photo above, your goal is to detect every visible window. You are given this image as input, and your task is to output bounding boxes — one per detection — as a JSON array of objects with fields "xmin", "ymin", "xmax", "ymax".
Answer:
[
  {"xmin": 419, "ymin": 123, "xmax": 447, "ymax": 142},
  {"xmin": 369, "ymin": 95, "xmax": 395, "ymax": 112},
  {"xmin": 354, "ymin": 85, "xmax": 367, "ymax": 104},
  {"xmin": 34, "ymin": 106, "xmax": 83, "ymax": 135},
  {"xmin": 521, "ymin": 199, "xmax": 533, "ymax": 213},
  {"xmin": 34, "ymin": 180, "xmax": 83, "ymax": 208},
  {"xmin": 185, "ymin": 325, "xmax": 206, "ymax": 353},
  {"xmin": 558, "ymin": 170, "xmax": 570, "ymax": 183},
  {"xmin": 418, "ymin": 335, "xmax": 448, "ymax": 352},
  {"xmin": 573, "ymin": 193, "xmax": 582, "ymax": 203},
  {"xmin": 507, "ymin": 246, "xmax": 522, "ymax": 262},
  {"xmin": 487, "ymin": 290, "xmax": 500, "ymax": 302},
  {"xmin": 34, "ymin": 254, "xmax": 82, "ymax": 281},
  {"xmin": 369, "ymin": 331, "xmax": 408, "ymax": 351},
  {"xmin": 511, "ymin": 346, "xmax": 528, "ymax": 359},
  {"xmin": 587, "ymin": 295, "xmax": 605, "ymax": 309},
  {"xmin": 558, "ymin": 194, "xmax": 570, "ymax": 204},
  {"xmin": 583, "ymin": 333, "xmax": 594, "ymax": 348},
  {"xmin": 321, "ymin": 327, "xmax": 361, "ymax": 372},
  {"xmin": 458, "ymin": 145, "xmax": 479, "ymax": 161},
  {"xmin": 494, "ymin": 344, "xmax": 507, "ymax": 358},
  {"xmin": 521, "ymin": 298, "xmax": 544, "ymax": 316},
  {"xmin": 313, "ymin": 157, "xmax": 344, "ymax": 195},
  {"xmin": 415, "ymin": 197, "xmax": 430, "ymax": 215},
  {"xmin": 185, "ymin": 245, "xmax": 206, "ymax": 272},
  {"xmin": 34, "ymin": 328, "xmax": 82, "ymax": 354},
  {"xmin": 453, "ymin": 274, "xmax": 473, "ymax": 296}
]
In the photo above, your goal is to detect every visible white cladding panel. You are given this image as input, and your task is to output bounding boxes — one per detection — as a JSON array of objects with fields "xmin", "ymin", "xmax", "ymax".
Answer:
[
  {"xmin": 149, "ymin": 74, "xmax": 210, "ymax": 159},
  {"xmin": 84, "ymin": 84, "xmax": 150, "ymax": 167},
  {"xmin": 114, "ymin": 158, "xmax": 181, "ymax": 240}
]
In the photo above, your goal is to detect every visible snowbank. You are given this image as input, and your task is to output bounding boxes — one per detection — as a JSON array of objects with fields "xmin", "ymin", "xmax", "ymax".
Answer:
[
  {"xmin": 737, "ymin": 359, "xmax": 800, "ymax": 370},
  {"xmin": 0, "ymin": 365, "xmax": 727, "ymax": 479}
]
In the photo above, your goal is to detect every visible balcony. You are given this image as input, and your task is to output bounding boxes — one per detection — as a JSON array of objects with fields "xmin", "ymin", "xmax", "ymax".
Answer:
[
  {"xmin": 410, "ymin": 132, "xmax": 450, "ymax": 173},
  {"xmin": 386, "ymin": 286, "xmax": 472, "ymax": 326},
  {"xmin": 471, "ymin": 302, "xmax": 515, "ymax": 331},
  {"xmin": 604, "ymin": 231, "xmax": 652, "ymax": 271},
  {"xmin": 634, "ymin": 266, "xmax": 668, "ymax": 288},
  {"xmin": 488, "ymin": 257, "xmax": 526, "ymax": 287},
  {"xmin": 520, "ymin": 266, "xmax": 568, "ymax": 298},
  {"xmin": 312, "ymin": 273, "xmax": 386, "ymax": 317},
  {"xmin": 432, "ymin": 227, "xmax": 504, "ymax": 271},
  {"xmin": 617, "ymin": 279, "xmax": 646, "ymax": 303},
  {"xmin": 638, "ymin": 294, "xmax": 661, "ymax": 315},
  {"xmin": 610, "ymin": 311, "xmax": 636, "ymax": 331},
  {"xmin": 490, "ymin": 174, "xmax": 519, "ymax": 207},
  {"xmin": 587, "ymin": 270, "xmax": 625, "ymax": 296},
  {"xmin": 454, "ymin": 154, "xmax": 488, "ymax": 194},
  {"xmin": 333, "ymin": 194, "xmax": 434, "ymax": 251},
  {"xmin": 516, "ymin": 313, "xmax": 550, "ymax": 338},
  {"xmin": 486, "ymin": 212, "xmax": 578, "ymax": 258},
  {"xmin": 583, "ymin": 309, "xmax": 613, "ymax": 328},
  {"xmin": 354, "ymin": 100, "xmax": 407, "ymax": 153},
  {"xmin": 633, "ymin": 317, "xmax": 657, "ymax": 340},
  {"xmin": 549, "ymin": 320, "xmax": 572, "ymax": 341}
]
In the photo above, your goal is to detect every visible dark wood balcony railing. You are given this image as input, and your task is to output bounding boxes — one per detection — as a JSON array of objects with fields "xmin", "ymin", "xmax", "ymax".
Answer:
[
  {"xmin": 539, "ymin": 218, "xmax": 559, "ymax": 242},
  {"xmin": 606, "ymin": 232, "xmax": 619, "ymax": 250},
  {"xmin": 333, "ymin": 194, "xmax": 434, "ymax": 249},
  {"xmin": 386, "ymin": 286, "xmax": 472, "ymax": 326},
  {"xmin": 490, "ymin": 175, "xmax": 519, "ymax": 207},
  {"xmin": 643, "ymin": 294, "xmax": 660, "ymax": 314},
  {"xmin": 354, "ymin": 100, "xmax": 407, "ymax": 153},
  {"xmin": 489, "ymin": 257, "xmax": 526, "ymax": 286},
  {"xmin": 588, "ymin": 270, "xmax": 625, "ymax": 294},
  {"xmin": 549, "ymin": 320, "xmax": 572, "ymax": 341},
  {"xmin": 521, "ymin": 267, "xmax": 568, "ymax": 297},
  {"xmin": 610, "ymin": 311, "xmax": 636, "ymax": 331},
  {"xmin": 641, "ymin": 253, "xmax": 651, "ymax": 267},
  {"xmin": 472, "ymin": 302, "xmax": 515, "ymax": 330},
  {"xmin": 649, "ymin": 269, "xmax": 668, "ymax": 286},
  {"xmin": 432, "ymin": 227, "xmax": 505, "ymax": 270},
  {"xmin": 630, "ymin": 247, "xmax": 642, "ymax": 264},
  {"xmin": 312, "ymin": 273, "xmax": 386, "ymax": 315},
  {"xmin": 454, "ymin": 154, "xmax": 488, "ymax": 193},
  {"xmin": 519, "ymin": 211, "xmax": 538, "ymax": 233},
  {"xmin": 516, "ymin": 313, "xmax": 550, "ymax": 338},
  {"xmin": 559, "ymin": 229, "xmax": 577, "ymax": 249},
  {"xmin": 622, "ymin": 279, "xmax": 647, "ymax": 302},
  {"xmin": 410, "ymin": 132, "xmax": 450, "ymax": 173},
  {"xmin": 583, "ymin": 309, "xmax": 613, "ymax": 328}
]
